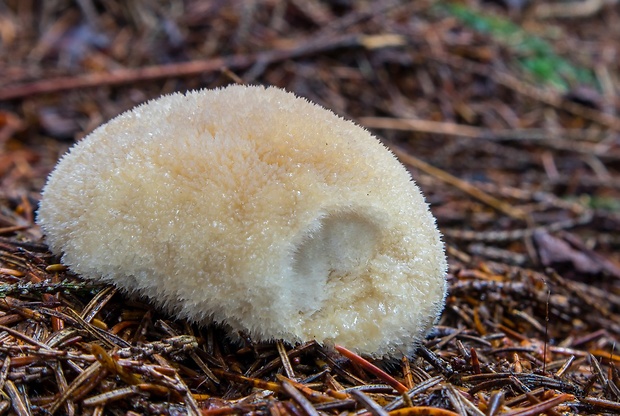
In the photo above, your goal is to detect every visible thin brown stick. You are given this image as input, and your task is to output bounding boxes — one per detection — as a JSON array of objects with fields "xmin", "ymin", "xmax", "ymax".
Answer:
[
  {"xmin": 335, "ymin": 345, "xmax": 408, "ymax": 394},
  {"xmin": 390, "ymin": 146, "xmax": 529, "ymax": 221},
  {"xmin": 281, "ymin": 379, "xmax": 321, "ymax": 416},
  {"xmin": 0, "ymin": 34, "xmax": 364, "ymax": 101},
  {"xmin": 430, "ymin": 55, "xmax": 620, "ymax": 131}
]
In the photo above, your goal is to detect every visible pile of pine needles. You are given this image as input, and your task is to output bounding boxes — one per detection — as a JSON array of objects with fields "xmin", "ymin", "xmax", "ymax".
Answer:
[{"xmin": 1, "ymin": 1, "xmax": 619, "ymax": 414}]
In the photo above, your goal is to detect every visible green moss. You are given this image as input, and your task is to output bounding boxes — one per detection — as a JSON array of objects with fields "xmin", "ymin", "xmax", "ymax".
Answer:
[{"xmin": 435, "ymin": 3, "xmax": 597, "ymax": 91}]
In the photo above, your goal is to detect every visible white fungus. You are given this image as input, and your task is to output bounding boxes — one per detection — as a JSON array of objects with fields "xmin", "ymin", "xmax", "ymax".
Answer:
[{"xmin": 37, "ymin": 85, "xmax": 447, "ymax": 357}]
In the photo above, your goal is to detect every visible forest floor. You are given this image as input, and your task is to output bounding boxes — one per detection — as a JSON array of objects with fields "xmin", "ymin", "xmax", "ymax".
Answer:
[{"xmin": 1, "ymin": 1, "xmax": 620, "ymax": 415}]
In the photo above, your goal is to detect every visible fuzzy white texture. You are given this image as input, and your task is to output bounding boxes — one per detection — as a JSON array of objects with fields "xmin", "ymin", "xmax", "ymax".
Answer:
[{"xmin": 37, "ymin": 85, "xmax": 447, "ymax": 357}]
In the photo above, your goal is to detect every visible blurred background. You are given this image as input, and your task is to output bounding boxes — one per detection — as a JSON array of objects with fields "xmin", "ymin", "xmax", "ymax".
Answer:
[
  {"xmin": 2, "ymin": 0, "xmax": 619, "ymax": 270},
  {"xmin": 1, "ymin": 1, "xmax": 620, "ymax": 414}
]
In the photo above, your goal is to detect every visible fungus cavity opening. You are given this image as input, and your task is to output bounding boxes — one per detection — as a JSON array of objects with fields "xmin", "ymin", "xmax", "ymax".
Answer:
[{"xmin": 291, "ymin": 211, "xmax": 381, "ymax": 314}]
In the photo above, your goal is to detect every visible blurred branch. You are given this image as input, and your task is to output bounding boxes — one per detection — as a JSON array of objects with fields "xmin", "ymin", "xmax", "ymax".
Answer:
[{"xmin": 0, "ymin": 34, "xmax": 401, "ymax": 101}]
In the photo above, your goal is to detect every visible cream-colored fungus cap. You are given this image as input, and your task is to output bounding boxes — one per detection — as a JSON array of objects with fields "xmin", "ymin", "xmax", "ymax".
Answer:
[{"xmin": 37, "ymin": 85, "xmax": 447, "ymax": 357}]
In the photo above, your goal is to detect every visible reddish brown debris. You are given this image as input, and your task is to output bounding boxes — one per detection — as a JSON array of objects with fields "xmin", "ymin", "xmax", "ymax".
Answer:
[{"xmin": 1, "ymin": 0, "xmax": 619, "ymax": 414}]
